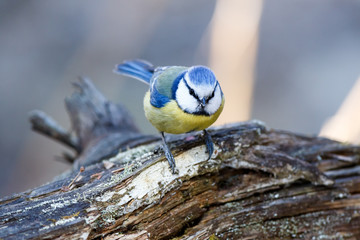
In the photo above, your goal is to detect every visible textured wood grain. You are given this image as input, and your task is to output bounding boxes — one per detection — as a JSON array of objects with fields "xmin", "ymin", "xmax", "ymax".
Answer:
[
  {"xmin": 1, "ymin": 121, "xmax": 359, "ymax": 239},
  {"xmin": 1, "ymin": 79, "xmax": 359, "ymax": 239}
]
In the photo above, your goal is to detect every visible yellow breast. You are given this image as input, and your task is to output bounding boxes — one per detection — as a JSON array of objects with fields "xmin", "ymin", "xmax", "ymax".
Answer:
[{"xmin": 143, "ymin": 91, "xmax": 224, "ymax": 134}]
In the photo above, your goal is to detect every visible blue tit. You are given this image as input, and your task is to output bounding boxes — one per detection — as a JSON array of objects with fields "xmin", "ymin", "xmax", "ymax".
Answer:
[{"xmin": 114, "ymin": 59, "xmax": 224, "ymax": 173}]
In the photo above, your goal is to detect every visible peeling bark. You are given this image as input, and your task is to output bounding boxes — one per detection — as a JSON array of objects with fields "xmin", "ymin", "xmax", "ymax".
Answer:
[{"xmin": 1, "ymin": 79, "xmax": 359, "ymax": 239}]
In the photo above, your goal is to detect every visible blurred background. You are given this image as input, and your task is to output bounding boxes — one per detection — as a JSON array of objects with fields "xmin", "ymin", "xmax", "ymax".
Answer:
[{"xmin": 1, "ymin": 0, "xmax": 360, "ymax": 196}]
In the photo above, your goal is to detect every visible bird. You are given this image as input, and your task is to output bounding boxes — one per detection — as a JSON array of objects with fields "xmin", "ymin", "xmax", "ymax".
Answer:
[{"xmin": 114, "ymin": 59, "xmax": 224, "ymax": 174}]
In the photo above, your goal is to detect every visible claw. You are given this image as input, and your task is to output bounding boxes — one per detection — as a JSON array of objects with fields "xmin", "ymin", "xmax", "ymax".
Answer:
[
  {"xmin": 203, "ymin": 129, "xmax": 214, "ymax": 160},
  {"xmin": 161, "ymin": 132, "xmax": 178, "ymax": 174}
]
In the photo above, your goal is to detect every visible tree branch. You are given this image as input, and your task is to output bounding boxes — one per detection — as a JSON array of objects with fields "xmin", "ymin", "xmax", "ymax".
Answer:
[{"xmin": 1, "ymin": 79, "xmax": 359, "ymax": 239}]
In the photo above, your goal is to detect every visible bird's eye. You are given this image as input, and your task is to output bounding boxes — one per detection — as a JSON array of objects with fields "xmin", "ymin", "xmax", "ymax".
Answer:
[
  {"xmin": 206, "ymin": 90, "xmax": 215, "ymax": 103},
  {"xmin": 189, "ymin": 88, "xmax": 195, "ymax": 96}
]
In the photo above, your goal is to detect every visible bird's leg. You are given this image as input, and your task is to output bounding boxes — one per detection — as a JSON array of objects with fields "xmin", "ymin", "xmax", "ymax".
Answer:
[
  {"xmin": 203, "ymin": 129, "xmax": 214, "ymax": 160},
  {"xmin": 160, "ymin": 132, "xmax": 178, "ymax": 174}
]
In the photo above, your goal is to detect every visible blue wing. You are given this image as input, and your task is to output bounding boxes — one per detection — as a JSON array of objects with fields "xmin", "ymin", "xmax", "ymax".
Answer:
[
  {"xmin": 150, "ymin": 86, "xmax": 171, "ymax": 108},
  {"xmin": 114, "ymin": 59, "xmax": 155, "ymax": 84},
  {"xmin": 115, "ymin": 60, "xmax": 188, "ymax": 109},
  {"xmin": 150, "ymin": 67, "xmax": 187, "ymax": 108}
]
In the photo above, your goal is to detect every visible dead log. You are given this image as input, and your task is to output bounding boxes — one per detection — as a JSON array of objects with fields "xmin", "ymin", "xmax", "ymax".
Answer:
[{"xmin": 1, "ymin": 78, "xmax": 360, "ymax": 239}]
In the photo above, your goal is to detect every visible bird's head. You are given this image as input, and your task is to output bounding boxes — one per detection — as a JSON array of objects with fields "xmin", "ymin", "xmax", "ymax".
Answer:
[{"xmin": 175, "ymin": 66, "xmax": 223, "ymax": 116}]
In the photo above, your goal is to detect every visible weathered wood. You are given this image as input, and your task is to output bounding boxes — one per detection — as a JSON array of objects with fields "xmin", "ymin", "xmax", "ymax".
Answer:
[
  {"xmin": 1, "ymin": 79, "xmax": 359, "ymax": 239},
  {"xmin": 1, "ymin": 122, "xmax": 360, "ymax": 239},
  {"xmin": 29, "ymin": 110, "xmax": 80, "ymax": 154},
  {"xmin": 29, "ymin": 78, "xmax": 157, "ymax": 167}
]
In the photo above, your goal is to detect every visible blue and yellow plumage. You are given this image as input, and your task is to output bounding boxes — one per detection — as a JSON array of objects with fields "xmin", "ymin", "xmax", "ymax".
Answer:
[{"xmin": 114, "ymin": 60, "xmax": 224, "ymax": 173}]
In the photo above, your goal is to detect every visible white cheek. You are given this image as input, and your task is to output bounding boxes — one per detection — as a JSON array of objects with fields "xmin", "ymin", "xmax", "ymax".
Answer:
[
  {"xmin": 176, "ymin": 80, "xmax": 198, "ymax": 113},
  {"xmin": 205, "ymin": 86, "xmax": 222, "ymax": 115}
]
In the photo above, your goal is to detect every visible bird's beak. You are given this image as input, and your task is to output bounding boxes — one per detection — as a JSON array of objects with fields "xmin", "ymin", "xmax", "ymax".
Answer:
[{"xmin": 200, "ymin": 98, "xmax": 206, "ymax": 108}]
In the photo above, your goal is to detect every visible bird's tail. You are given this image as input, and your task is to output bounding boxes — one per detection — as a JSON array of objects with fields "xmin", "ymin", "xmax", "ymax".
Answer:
[{"xmin": 114, "ymin": 59, "xmax": 155, "ymax": 84}]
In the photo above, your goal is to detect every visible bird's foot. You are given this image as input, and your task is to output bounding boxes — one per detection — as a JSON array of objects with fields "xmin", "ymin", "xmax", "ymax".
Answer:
[
  {"xmin": 203, "ymin": 129, "xmax": 214, "ymax": 160},
  {"xmin": 160, "ymin": 132, "xmax": 178, "ymax": 174}
]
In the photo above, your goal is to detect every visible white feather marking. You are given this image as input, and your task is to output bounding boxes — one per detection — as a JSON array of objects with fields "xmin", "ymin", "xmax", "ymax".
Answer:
[
  {"xmin": 205, "ymin": 85, "xmax": 222, "ymax": 115},
  {"xmin": 176, "ymin": 80, "xmax": 198, "ymax": 113}
]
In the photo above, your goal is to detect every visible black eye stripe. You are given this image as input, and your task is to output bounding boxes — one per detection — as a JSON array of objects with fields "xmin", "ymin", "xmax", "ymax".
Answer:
[
  {"xmin": 183, "ymin": 78, "xmax": 218, "ymax": 103},
  {"xmin": 205, "ymin": 91, "xmax": 214, "ymax": 103},
  {"xmin": 210, "ymin": 89, "xmax": 215, "ymax": 99},
  {"xmin": 206, "ymin": 84, "xmax": 218, "ymax": 103},
  {"xmin": 183, "ymin": 78, "xmax": 199, "ymax": 100},
  {"xmin": 189, "ymin": 89, "xmax": 199, "ymax": 100}
]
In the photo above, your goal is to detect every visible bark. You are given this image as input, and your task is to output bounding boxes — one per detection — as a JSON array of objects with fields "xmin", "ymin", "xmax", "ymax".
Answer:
[{"xmin": 1, "ymin": 78, "xmax": 359, "ymax": 239}]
